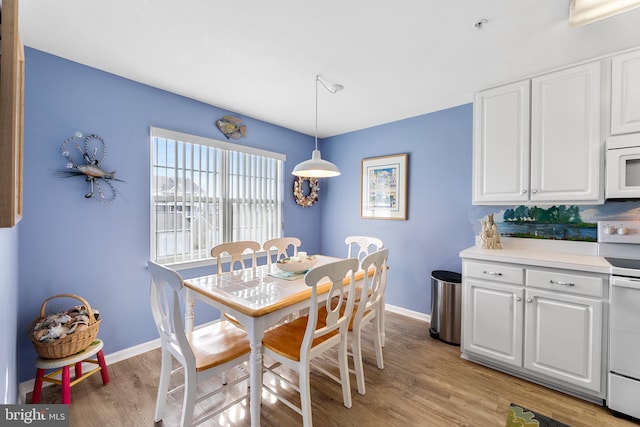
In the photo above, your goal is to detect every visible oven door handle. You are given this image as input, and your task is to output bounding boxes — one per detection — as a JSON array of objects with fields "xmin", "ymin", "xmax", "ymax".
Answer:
[{"xmin": 612, "ymin": 277, "xmax": 640, "ymax": 290}]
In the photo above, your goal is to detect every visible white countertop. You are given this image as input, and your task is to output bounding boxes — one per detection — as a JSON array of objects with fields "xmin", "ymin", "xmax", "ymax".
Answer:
[{"xmin": 459, "ymin": 238, "xmax": 611, "ymax": 274}]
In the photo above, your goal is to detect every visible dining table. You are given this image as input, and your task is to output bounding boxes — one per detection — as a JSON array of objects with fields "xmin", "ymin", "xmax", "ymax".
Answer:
[{"xmin": 183, "ymin": 254, "xmax": 368, "ymax": 427}]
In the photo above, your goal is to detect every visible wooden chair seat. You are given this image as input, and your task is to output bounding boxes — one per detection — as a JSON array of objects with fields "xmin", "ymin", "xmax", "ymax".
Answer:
[
  {"xmin": 318, "ymin": 303, "xmax": 373, "ymax": 332},
  {"xmin": 188, "ymin": 320, "xmax": 250, "ymax": 371},
  {"xmin": 262, "ymin": 316, "xmax": 338, "ymax": 361}
]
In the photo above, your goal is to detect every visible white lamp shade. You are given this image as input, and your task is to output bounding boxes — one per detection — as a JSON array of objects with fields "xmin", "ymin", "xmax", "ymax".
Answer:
[
  {"xmin": 292, "ymin": 150, "xmax": 341, "ymax": 178},
  {"xmin": 570, "ymin": 0, "xmax": 640, "ymax": 28}
]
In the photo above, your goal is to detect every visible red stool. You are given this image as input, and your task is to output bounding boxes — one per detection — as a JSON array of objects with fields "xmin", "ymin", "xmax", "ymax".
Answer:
[{"xmin": 31, "ymin": 339, "xmax": 109, "ymax": 404}]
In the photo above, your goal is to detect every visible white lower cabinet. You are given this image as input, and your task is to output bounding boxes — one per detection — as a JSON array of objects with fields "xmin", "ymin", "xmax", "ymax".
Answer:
[
  {"xmin": 464, "ymin": 278, "xmax": 523, "ymax": 367},
  {"xmin": 524, "ymin": 287, "xmax": 603, "ymax": 392},
  {"xmin": 462, "ymin": 260, "xmax": 607, "ymax": 400}
]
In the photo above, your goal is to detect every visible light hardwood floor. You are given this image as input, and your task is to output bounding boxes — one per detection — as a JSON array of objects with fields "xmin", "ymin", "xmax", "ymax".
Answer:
[{"xmin": 31, "ymin": 312, "xmax": 639, "ymax": 426}]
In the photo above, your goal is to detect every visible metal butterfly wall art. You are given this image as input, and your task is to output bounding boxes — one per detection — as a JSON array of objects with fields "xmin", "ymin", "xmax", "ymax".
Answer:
[{"xmin": 58, "ymin": 132, "xmax": 123, "ymax": 203}]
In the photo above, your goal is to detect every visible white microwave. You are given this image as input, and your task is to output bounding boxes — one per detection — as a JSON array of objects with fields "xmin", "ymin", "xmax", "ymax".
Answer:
[{"xmin": 606, "ymin": 134, "xmax": 640, "ymax": 199}]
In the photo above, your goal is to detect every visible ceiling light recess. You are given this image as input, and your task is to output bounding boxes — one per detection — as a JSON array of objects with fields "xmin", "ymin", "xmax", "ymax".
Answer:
[
  {"xmin": 569, "ymin": 0, "xmax": 640, "ymax": 28},
  {"xmin": 292, "ymin": 75, "xmax": 343, "ymax": 178}
]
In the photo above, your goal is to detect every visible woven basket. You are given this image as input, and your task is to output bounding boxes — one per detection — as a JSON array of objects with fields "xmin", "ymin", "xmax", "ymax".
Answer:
[{"xmin": 30, "ymin": 293, "xmax": 101, "ymax": 359}]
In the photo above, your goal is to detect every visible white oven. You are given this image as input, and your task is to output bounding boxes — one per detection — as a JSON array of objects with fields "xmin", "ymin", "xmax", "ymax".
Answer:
[
  {"xmin": 608, "ymin": 276, "xmax": 640, "ymax": 420},
  {"xmin": 606, "ymin": 133, "xmax": 640, "ymax": 199},
  {"xmin": 598, "ymin": 220, "xmax": 640, "ymax": 420}
]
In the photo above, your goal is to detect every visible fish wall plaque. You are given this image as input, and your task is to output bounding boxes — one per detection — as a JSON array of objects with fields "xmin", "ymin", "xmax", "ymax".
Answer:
[{"xmin": 216, "ymin": 115, "xmax": 247, "ymax": 140}]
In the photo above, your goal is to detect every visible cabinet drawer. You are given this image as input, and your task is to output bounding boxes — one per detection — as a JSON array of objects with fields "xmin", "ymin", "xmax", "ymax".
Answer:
[
  {"xmin": 526, "ymin": 269, "xmax": 604, "ymax": 298},
  {"xmin": 464, "ymin": 261, "xmax": 524, "ymax": 285}
]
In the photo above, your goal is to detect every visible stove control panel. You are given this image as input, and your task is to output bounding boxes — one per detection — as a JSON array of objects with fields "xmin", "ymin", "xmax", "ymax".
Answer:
[{"xmin": 598, "ymin": 221, "xmax": 640, "ymax": 244}]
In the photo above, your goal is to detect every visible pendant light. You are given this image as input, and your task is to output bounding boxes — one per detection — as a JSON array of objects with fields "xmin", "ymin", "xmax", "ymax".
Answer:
[{"xmin": 292, "ymin": 75, "xmax": 343, "ymax": 178}]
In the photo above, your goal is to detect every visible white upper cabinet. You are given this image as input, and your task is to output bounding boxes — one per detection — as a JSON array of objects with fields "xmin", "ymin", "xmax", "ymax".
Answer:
[
  {"xmin": 473, "ymin": 61, "xmax": 604, "ymax": 205},
  {"xmin": 530, "ymin": 61, "xmax": 603, "ymax": 204},
  {"xmin": 473, "ymin": 81, "xmax": 530, "ymax": 204},
  {"xmin": 611, "ymin": 49, "xmax": 640, "ymax": 135}
]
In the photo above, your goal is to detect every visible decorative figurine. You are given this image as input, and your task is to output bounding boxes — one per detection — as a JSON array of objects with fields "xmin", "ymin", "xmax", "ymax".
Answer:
[
  {"xmin": 216, "ymin": 115, "xmax": 247, "ymax": 140},
  {"xmin": 58, "ymin": 132, "xmax": 122, "ymax": 203},
  {"xmin": 478, "ymin": 213, "xmax": 502, "ymax": 249}
]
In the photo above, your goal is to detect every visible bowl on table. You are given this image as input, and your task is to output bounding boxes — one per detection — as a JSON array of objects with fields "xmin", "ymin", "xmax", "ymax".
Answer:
[{"xmin": 275, "ymin": 255, "xmax": 317, "ymax": 273}]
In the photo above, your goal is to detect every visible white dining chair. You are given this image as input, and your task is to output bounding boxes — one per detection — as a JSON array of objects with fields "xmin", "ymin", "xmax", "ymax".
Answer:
[
  {"xmin": 347, "ymin": 248, "xmax": 389, "ymax": 395},
  {"xmin": 261, "ymin": 258, "xmax": 360, "ymax": 427},
  {"xmin": 147, "ymin": 260, "xmax": 250, "ymax": 427},
  {"xmin": 211, "ymin": 241, "xmax": 261, "ymax": 331},
  {"xmin": 345, "ymin": 235, "xmax": 384, "ymax": 262},
  {"xmin": 211, "ymin": 241, "xmax": 261, "ymax": 274},
  {"xmin": 263, "ymin": 237, "xmax": 301, "ymax": 268},
  {"xmin": 344, "ymin": 236, "xmax": 387, "ymax": 345}
]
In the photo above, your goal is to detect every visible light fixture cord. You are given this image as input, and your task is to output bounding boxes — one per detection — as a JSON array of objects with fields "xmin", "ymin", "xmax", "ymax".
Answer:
[{"xmin": 315, "ymin": 75, "xmax": 319, "ymax": 151}]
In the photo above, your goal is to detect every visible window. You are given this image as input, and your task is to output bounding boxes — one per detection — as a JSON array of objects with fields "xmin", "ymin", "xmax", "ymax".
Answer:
[{"xmin": 150, "ymin": 127, "xmax": 285, "ymax": 266}]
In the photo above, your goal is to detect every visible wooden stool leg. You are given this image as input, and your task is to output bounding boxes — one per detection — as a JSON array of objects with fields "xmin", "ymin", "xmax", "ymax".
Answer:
[
  {"xmin": 31, "ymin": 368, "xmax": 45, "ymax": 403},
  {"xmin": 97, "ymin": 350, "xmax": 110, "ymax": 384},
  {"xmin": 75, "ymin": 361, "xmax": 83, "ymax": 379},
  {"xmin": 61, "ymin": 366, "xmax": 71, "ymax": 404}
]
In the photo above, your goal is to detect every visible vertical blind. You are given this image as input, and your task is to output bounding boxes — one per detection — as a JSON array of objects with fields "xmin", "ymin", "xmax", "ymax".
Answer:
[{"xmin": 150, "ymin": 127, "xmax": 285, "ymax": 266}]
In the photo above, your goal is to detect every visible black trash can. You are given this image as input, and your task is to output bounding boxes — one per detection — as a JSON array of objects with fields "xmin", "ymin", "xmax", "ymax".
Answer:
[{"xmin": 429, "ymin": 270, "xmax": 462, "ymax": 345}]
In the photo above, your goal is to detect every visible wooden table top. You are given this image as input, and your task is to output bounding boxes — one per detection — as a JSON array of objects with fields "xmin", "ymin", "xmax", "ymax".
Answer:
[{"xmin": 184, "ymin": 255, "xmax": 367, "ymax": 317}]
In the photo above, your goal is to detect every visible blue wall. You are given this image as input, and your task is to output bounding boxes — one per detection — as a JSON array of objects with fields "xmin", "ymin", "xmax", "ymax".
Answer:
[
  {"xmin": 320, "ymin": 106, "xmax": 476, "ymax": 313},
  {"xmin": 15, "ymin": 48, "xmax": 322, "ymax": 382}
]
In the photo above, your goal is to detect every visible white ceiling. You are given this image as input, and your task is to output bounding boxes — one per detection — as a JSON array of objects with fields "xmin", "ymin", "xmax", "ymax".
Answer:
[{"xmin": 17, "ymin": 0, "xmax": 640, "ymax": 138}]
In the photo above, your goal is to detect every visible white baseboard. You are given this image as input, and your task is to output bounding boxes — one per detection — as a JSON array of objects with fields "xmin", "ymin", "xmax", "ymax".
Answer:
[{"xmin": 385, "ymin": 304, "xmax": 430, "ymax": 323}]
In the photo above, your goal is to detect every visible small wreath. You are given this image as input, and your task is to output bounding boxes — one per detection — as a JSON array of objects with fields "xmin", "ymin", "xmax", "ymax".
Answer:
[{"xmin": 293, "ymin": 176, "xmax": 319, "ymax": 207}]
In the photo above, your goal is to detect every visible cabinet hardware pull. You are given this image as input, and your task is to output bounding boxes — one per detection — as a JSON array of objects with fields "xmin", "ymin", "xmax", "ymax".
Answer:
[
  {"xmin": 531, "ymin": 189, "xmax": 538, "ymax": 193},
  {"xmin": 515, "ymin": 296, "xmax": 522, "ymax": 301},
  {"xmin": 549, "ymin": 280, "xmax": 575, "ymax": 286},
  {"xmin": 521, "ymin": 189, "xmax": 527, "ymax": 194},
  {"xmin": 526, "ymin": 298, "xmax": 533, "ymax": 303},
  {"xmin": 482, "ymin": 270, "xmax": 503, "ymax": 276}
]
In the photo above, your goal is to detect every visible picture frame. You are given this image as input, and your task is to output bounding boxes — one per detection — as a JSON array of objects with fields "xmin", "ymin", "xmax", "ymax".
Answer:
[{"xmin": 361, "ymin": 153, "xmax": 408, "ymax": 220}]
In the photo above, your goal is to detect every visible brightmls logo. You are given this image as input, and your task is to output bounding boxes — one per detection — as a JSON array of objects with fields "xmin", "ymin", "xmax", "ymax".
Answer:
[{"xmin": 1, "ymin": 405, "xmax": 68, "ymax": 426}]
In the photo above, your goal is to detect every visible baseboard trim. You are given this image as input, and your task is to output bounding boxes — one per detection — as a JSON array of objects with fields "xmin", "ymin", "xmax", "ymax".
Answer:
[{"xmin": 385, "ymin": 304, "xmax": 430, "ymax": 323}]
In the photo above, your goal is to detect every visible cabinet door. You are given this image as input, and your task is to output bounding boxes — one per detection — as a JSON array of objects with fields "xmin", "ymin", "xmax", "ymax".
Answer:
[
  {"xmin": 524, "ymin": 288, "xmax": 603, "ymax": 393},
  {"xmin": 611, "ymin": 49, "xmax": 640, "ymax": 134},
  {"xmin": 530, "ymin": 62, "xmax": 603, "ymax": 204},
  {"xmin": 473, "ymin": 80, "xmax": 530, "ymax": 204},
  {"xmin": 463, "ymin": 278, "xmax": 524, "ymax": 367}
]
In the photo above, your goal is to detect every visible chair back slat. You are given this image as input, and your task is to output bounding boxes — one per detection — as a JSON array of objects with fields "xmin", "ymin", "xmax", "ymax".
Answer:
[
  {"xmin": 147, "ymin": 261, "xmax": 195, "ymax": 367},
  {"xmin": 356, "ymin": 248, "xmax": 389, "ymax": 319},
  {"xmin": 211, "ymin": 241, "xmax": 261, "ymax": 274},
  {"xmin": 345, "ymin": 236, "xmax": 384, "ymax": 261},
  {"xmin": 263, "ymin": 237, "xmax": 301, "ymax": 266},
  {"xmin": 302, "ymin": 258, "xmax": 359, "ymax": 353}
]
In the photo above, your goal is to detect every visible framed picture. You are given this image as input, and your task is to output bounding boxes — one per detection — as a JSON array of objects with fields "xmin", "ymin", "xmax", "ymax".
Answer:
[{"xmin": 361, "ymin": 153, "xmax": 408, "ymax": 220}]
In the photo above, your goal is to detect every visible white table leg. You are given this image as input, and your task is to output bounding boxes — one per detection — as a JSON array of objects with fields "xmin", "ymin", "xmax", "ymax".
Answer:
[{"xmin": 247, "ymin": 320, "xmax": 265, "ymax": 427}]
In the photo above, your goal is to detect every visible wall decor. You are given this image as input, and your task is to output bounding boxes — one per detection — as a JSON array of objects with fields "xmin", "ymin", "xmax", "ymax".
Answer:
[
  {"xmin": 215, "ymin": 115, "xmax": 247, "ymax": 140},
  {"xmin": 58, "ymin": 132, "xmax": 122, "ymax": 203},
  {"xmin": 361, "ymin": 153, "xmax": 408, "ymax": 220},
  {"xmin": 477, "ymin": 213, "xmax": 502, "ymax": 249},
  {"xmin": 469, "ymin": 204, "xmax": 606, "ymax": 242},
  {"xmin": 293, "ymin": 176, "xmax": 319, "ymax": 207}
]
